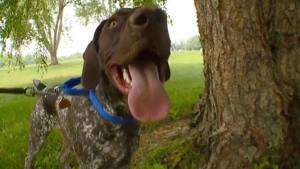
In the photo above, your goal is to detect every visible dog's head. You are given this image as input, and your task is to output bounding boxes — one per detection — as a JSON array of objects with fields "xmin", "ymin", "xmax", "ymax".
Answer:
[{"xmin": 81, "ymin": 7, "xmax": 171, "ymax": 123}]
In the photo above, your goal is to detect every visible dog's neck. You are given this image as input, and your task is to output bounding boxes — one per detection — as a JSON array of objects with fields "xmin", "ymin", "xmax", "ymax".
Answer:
[{"xmin": 94, "ymin": 78, "xmax": 132, "ymax": 118}]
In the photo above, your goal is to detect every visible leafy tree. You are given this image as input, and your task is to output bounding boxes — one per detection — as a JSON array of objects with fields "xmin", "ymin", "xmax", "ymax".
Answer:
[
  {"xmin": 75, "ymin": 0, "xmax": 170, "ymax": 26},
  {"xmin": 178, "ymin": 40, "xmax": 186, "ymax": 50},
  {"xmin": 75, "ymin": 0, "xmax": 116, "ymax": 26},
  {"xmin": 22, "ymin": 54, "xmax": 36, "ymax": 65},
  {"xmin": 185, "ymin": 35, "xmax": 201, "ymax": 51},
  {"xmin": 191, "ymin": 0, "xmax": 300, "ymax": 168},
  {"xmin": 171, "ymin": 40, "xmax": 186, "ymax": 51},
  {"xmin": 58, "ymin": 52, "xmax": 82, "ymax": 61},
  {"xmin": 0, "ymin": 0, "xmax": 168, "ymax": 72},
  {"xmin": 171, "ymin": 41, "xmax": 179, "ymax": 51},
  {"xmin": 0, "ymin": 55, "xmax": 6, "ymax": 68},
  {"xmin": 0, "ymin": 0, "xmax": 71, "ymax": 67}
]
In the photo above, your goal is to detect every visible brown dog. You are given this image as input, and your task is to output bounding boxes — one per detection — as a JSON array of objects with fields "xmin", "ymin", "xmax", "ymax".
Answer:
[{"xmin": 24, "ymin": 7, "xmax": 171, "ymax": 169}]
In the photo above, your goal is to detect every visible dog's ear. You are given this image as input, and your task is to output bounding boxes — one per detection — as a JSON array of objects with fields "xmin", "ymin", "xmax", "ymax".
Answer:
[
  {"xmin": 81, "ymin": 20, "xmax": 107, "ymax": 90},
  {"xmin": 165, "ymin": 62, "xmax": 171, "ymax": 81}
]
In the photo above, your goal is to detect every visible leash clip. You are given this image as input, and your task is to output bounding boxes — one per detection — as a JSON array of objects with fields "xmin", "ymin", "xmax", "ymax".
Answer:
[
  {"xmin": 24, "ymin": 87, "xmax": 36, "ymax": 97},
  {"xmin": 54, "ymin": 86, "xmax": 60, "ymax": 95}
]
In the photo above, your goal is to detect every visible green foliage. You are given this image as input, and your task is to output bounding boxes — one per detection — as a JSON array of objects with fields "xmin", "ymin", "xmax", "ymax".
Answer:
[
  {"xmin": 0, "ymin": 51, "xmax": 81, "ymax": 69},
  {"xmin": 253, "ymin": 157, "xmax": 279, "ymax": 169},
  {"xmin": 58, "ymin": 52, "xmax": 83, "ymax": 61},
  {"xmin": 172, "ymin": 40, "xmax": 186, "ymax": 51},
  {"xmin": 75, "ymin": 0, "xmax": 171, "ymax": 26},
  {"xmin": 132, "ymin": 138, "xmax": 203, "ymax": 169},
  {"xmin": 0, "ymin": 0, "xmax": 67, "ymax": 72},
  {"xmin": 171, "ymin": 35, "xmax": 202, "ymax": 51},
  {"xmin": 185, "ymin": 35, "xmax": 201, "ymax": 51},
  {"xmin": 0, "ymin": 53, "xmax": 50, "ymax": 76},
  {"xmin": 1, "ymin": 0, "xmax": 170, "ymax": 74},
  {"xmin": 23, "ymin": 54, "xmax": 37, "ymax": 65},
  {"xmin": 0, "ymin": 0, "xmax": 53, "ymax": 55},
  {"xmin": 75, "ymin": 0, "xmax": 118, "ymax": 26},
  {"xmin": 0, "ymin": 58, "xmax": 5, "ymax": 68}
]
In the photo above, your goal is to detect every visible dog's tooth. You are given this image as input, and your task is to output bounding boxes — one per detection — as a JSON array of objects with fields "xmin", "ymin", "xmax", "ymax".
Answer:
[{"xmin": 123, "ymin": 68, "xmax": 131, "ymax": 84}]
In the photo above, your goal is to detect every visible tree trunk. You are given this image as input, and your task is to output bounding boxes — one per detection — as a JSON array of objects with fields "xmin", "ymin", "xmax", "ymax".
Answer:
[
  {"xmin": 50, "ymin": 51, "xmax": 59, "ymax": 65},
  {"xmin": 191, "ymin": 0, "xmax": 300, "ymax": 168},
  {"xmin": 48, "ymin": 0, "xmax": 67, "ymax": 66}
]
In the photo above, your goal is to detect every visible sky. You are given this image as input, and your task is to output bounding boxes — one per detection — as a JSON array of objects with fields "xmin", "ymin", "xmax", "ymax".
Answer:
[{"xmin": 38, "ymin": 0, "xmax": 199, "ymax": 57}]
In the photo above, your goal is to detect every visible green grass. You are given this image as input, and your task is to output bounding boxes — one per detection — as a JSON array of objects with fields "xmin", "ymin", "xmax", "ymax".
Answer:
[
  {"xmin": 0, "ymin": 51, "xmax": 204, "ymax": 169},
  {"xmin": 133, "ymin": 138, "xmax": 205, "ymax": 169}
]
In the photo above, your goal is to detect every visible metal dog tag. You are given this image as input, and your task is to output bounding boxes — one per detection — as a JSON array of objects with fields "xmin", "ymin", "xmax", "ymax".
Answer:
[
  {"xmin": 55, "ymin": 87, "xmax": 71, "ymax": 109},
  {"xmin": 59, "ymin": 97, "xmax": 72, "ymax": 109}
]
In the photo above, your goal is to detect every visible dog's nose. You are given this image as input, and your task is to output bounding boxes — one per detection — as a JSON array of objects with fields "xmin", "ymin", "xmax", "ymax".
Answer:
[{"xmin": 130, "ymin": 8, "xmax": 167, "ymax": 28}]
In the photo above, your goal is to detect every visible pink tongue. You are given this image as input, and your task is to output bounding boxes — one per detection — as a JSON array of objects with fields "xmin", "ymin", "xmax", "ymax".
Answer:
[{"xmin": 128, "ymin": 61, "xmax": 170, "ymax": 122}]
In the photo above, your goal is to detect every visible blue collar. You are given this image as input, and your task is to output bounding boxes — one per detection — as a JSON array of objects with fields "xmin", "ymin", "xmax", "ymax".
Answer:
[{"xmin": 62, "ymin": 77, "xmax": 137, "ymax": 124}]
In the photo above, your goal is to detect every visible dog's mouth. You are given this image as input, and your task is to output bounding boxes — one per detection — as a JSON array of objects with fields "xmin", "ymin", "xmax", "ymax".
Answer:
[
  {"xmin": 109, "ymin": 50, "xmax": 166, "ymax": 92},
  {"xmin": 108, "ymin": 49, "xmax": 170, "ymax": 123}
]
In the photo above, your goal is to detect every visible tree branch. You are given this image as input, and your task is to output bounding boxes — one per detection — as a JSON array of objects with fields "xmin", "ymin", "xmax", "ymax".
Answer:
[
  {"xmin": 55, "ymin": 9, "xmax": 64, "ymax": 51},
  {"xmin": 45, "ymin": 26, "xmax": 53, "ymax": 53},
  {"xmin": 53, "ymin": 0, "xmax": 64, "ymax": 54},
  {"xmin": 63, "ymin": 0, "xmax": 71, "ymax": 8}
]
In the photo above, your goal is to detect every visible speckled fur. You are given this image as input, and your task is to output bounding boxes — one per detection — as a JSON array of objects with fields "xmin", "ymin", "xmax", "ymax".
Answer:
[
  {"xmin": 24, "ymin": 82, "xmax": 140, "ymax": 169},
  {"xmin": 24, "ymin": 6, "xmax": 171, "ymax": 169}
]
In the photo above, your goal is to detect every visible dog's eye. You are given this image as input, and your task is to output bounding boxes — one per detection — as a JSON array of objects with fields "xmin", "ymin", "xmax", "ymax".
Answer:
[{"xmin": 109, "ymin": 21, "xmax": 118, "ymax": 28}]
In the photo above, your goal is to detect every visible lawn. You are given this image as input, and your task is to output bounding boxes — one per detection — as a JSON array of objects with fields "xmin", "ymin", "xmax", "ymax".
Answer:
[{"xmin": 0, "ymin": 51, "xmax": 204, "ymax": 169}]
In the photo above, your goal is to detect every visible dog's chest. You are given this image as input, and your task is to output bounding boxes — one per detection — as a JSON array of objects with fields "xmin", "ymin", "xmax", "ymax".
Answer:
[{"xmin": 55, "ymin": 95, "xmax": 140, "ymax": 168}]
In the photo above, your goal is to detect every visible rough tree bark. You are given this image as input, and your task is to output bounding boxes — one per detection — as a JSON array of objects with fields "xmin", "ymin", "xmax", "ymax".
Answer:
[{"xmin": 190, "ymin": 0, "xmax": 300, "ymax": 168}]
